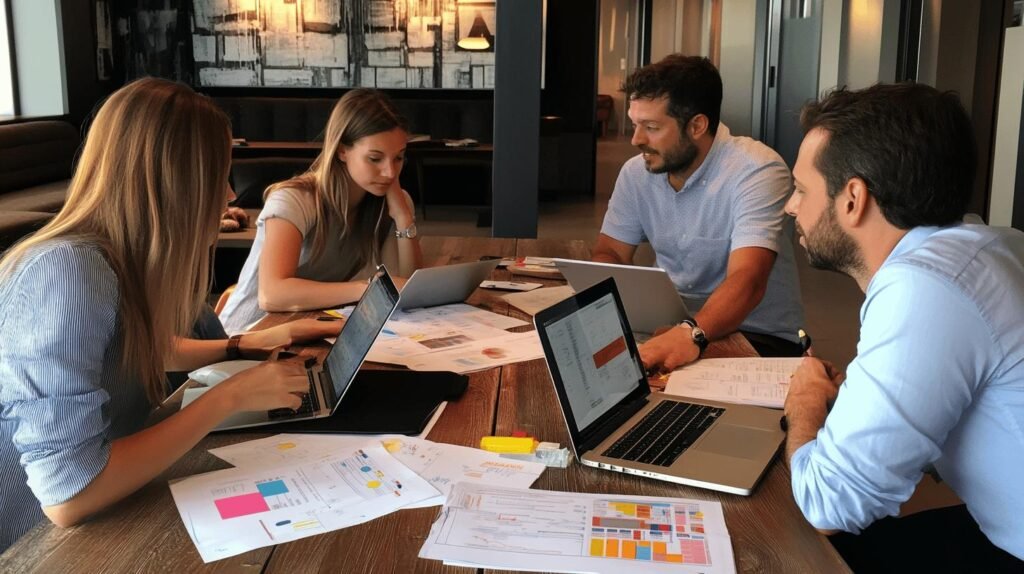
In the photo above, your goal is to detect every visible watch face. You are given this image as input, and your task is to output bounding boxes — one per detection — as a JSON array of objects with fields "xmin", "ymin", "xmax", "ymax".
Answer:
[{"xmin": 396, "ymin": 222, "xmax": 418, "ymax": 238}]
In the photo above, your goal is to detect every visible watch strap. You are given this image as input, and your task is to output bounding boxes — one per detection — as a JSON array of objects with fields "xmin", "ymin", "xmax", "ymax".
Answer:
[
  {"xmin": 679, "ymin": 319, "xmax": 709, "ymax": 356},
  {"xmin": 226, "ymin": 334, "xmax": 243, "ymax": 361},
  {"xmin": 395, "ymin": 221, "xmax": 417, "ymax": 239}
]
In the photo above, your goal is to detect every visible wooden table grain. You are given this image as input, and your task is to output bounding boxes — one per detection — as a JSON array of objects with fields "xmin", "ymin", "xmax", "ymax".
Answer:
[{"xmin": 0, "ymin": 236, "xmax": 848, "ymax": 574}]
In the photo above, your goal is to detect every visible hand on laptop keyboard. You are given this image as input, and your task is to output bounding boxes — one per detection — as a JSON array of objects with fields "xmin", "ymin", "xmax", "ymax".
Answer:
[{"xmin": 211, "ymin": 360, "xmax": 309, "ymax": 413}]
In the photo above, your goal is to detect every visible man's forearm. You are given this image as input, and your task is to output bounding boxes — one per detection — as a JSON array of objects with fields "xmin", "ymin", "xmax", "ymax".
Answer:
[
  {"xmin": 784, "ymin": 398, "xmax": 829, "ymax": 464},
  {"xmin": 592, "ymin": 248, "xmax": 630, "ymax": 265},
  {"xmin": 694, "ymin": 272, "xmax": 766, "ymax": 340}
]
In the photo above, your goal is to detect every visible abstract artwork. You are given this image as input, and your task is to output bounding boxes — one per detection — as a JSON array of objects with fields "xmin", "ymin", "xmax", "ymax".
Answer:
[{"xmin": 191, "ymin": 0, "xmax": 497, "ymax": 89}]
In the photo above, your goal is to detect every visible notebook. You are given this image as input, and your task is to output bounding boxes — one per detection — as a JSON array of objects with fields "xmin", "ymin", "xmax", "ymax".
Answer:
[
  {"xmin": 552, "ymin": 259, "xmax": 691, "ymax": 339},
  {"xmin": 534, "ymin": 278, "xmax": 785, "ymax": 496},
  {"xmin": 211, "ymin": 265, "xmax": 400, "ymax": 431}
]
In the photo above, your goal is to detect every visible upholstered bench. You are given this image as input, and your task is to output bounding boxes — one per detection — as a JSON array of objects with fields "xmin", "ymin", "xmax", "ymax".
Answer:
[{"xmin": 0, "ymin": 120, "xmax": 80, "ymax": 249}]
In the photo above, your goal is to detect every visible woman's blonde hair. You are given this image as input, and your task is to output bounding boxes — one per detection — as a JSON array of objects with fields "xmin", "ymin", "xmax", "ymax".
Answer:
[
  {"xmin": 0, "ymin": 77, "xmax": 231, "ymax": 404},
  {"xmin": 266, "ymin": 88, "xmax": 409, "ymax": 267}
]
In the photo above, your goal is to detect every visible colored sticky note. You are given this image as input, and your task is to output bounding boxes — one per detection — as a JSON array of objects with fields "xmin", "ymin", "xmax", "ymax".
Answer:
[
  {"xmin": 606, "ymin": 539, "xmax": 619, "ymax": 557},
  {"xmin": 622, "ymin": 541, "xmax": 637, "ymax": 559},
  {"xmin": 256, "ymin": 480, "xmax": 288, "ymax": 497},
  {"xmin": 590, "ymin": 539, "xmax": 605, "ymax": 557},
  {"xmin": 214, "ymin": 492, "xmax": 269, "ymax": 519},
  {"xmin": 654, "ymin": 541, "xmax": 668, "ymax": 555}
]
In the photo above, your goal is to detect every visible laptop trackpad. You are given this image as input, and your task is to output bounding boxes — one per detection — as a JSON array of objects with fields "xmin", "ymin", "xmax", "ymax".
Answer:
[{"xmin": 696, "ymin": 425, "xmax": 776, "ymax": 460}]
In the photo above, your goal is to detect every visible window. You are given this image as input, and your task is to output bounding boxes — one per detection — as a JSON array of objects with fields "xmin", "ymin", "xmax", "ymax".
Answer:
[{"xmin": 0, "ymin": 0, "xmax": 14, "ymax": 117}]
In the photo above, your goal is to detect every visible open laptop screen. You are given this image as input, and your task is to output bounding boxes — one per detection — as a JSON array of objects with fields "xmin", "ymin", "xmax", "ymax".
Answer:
[
  {"xmin": 323, "ymin": 267, "xmax": 400, "ymax": 404},
  {"xmin": 541, "ymin": 291, "xmax": 645, "ymax": 429}
]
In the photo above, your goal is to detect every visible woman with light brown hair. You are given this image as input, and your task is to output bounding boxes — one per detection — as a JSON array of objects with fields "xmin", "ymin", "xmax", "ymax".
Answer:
[
  {"xmin": 0, "ymin": 77, "xmax": 341, "ymax": 551},
  {"xmin": 218, "ymin": 88, "xmax": 423, "ymax": 334}
]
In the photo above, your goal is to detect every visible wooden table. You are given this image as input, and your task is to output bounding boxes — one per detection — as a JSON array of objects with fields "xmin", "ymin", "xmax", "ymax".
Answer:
[{"xmin": 0, "ymin": 237, "xmax": 849, "ymax": 573}]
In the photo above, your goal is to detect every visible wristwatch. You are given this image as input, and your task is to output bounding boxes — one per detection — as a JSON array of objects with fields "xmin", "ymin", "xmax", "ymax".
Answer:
[
  {"xmin": 395, "ymin": 221, "xmax": 418, "ymax": 239},
  {"xmin": 679, "ymin": 319, "xmax": 709, "ymax": 357}
]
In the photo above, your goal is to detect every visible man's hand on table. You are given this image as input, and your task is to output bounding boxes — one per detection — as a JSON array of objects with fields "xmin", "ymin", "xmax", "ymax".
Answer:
[
  {"xmin": 238, "ymin": 318, "xmax": 343, "ymax": 359},
  {"xmin": 639, "ymin": 325, "xmax": 700, "ymax": 373},
  {"xmin": 783, "ymin": 357, "xmax": 845, "ymax": 463}
]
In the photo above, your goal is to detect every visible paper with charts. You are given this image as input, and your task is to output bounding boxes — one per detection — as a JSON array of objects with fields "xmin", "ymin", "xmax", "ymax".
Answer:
[
  {"xmin": 420, "ymin": 483, "xmax": 736, "ymax": 573},
  {"xmin": 208, "ymin": 433, "xmax": 545, "ymax": 509},
  {"xmin": 169, "ymin": 443, "xmax": 439, "ymax": 563},
  {"xmin": 665, "ymin": 358, "xmax": 805, "ymax": 408},
  {"xmin": 332, "ymin": 303, "xmax": 541, "ymax": 373}
]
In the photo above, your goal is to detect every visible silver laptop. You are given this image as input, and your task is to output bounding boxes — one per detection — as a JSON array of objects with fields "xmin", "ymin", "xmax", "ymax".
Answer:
[
  {"xmin": 397, "ymin": 259, "xmax": 500, "ymax": 311},
  {"xmin": 534, "ymin": 278, "xmax": 784, "ymax": 496},
  {"xmin": 213, "ymin": 265, "xmax": 400, "ymax": 431},
  {"xmin": 553, "ymin": 259, "xmax": 691, "ymax": 339}
]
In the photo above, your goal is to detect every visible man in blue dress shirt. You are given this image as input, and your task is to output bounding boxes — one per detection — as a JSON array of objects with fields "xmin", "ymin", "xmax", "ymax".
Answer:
[
  {"xmin": 784, "ymin": 83, "xmax": 1024, "ymax": 570},
  {"xmin": 594, "ymin": 55, "xmax": 804, "ymax": 369}
]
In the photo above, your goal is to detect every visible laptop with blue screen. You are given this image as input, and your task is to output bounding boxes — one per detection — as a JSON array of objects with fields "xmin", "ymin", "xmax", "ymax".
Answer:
[{"xmin": 212, "ymin": 265, "xmax": 400, "ymax": 431}]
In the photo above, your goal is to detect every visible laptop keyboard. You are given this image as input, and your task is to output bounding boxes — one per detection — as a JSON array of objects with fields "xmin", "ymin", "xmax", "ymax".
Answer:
[
  {"xmin": 602, "ymin": 400, "xmax": 724, "ymax": 467},
  {"xmin": 267, "ymin": 372, "xmax": 321, "ymax": 420}
]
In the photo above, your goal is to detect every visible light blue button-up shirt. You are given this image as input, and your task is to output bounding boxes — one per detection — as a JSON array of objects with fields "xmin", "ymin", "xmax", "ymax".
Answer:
[
  {"xmin": 0, "ymin": 240, "xmax": 149, "ymax": 552},
  {"xmin": 601, "ymin": 124, "xmax": 804, "ymax": 342},
  {"xmin": 790, "ymin": 224, "xmax": 1024, "ymax": 559}
]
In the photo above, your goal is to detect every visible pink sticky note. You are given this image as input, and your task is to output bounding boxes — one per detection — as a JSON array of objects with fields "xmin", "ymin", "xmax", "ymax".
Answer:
[{"xmin": 214, "ymin": 492, "xmax": 269, "ymax": 519}]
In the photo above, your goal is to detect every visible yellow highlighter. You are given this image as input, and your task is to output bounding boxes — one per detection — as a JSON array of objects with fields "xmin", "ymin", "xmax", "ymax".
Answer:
[{"xmin": 480, "ymin": 436, "xmax": 538, "ymax": 454}]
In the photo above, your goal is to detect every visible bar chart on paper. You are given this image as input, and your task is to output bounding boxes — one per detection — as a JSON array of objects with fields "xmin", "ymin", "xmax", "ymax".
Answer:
[
  {"xmin": 419, "ymin": 484, "xmax": 736, "ymax": 573},
  {"xmin": 170, "ymin": 444, "xmax": 439, "ymax": 563},
  {"xmin": 589, "ymin": 501, "xmax": 711, "ymax": 565}
]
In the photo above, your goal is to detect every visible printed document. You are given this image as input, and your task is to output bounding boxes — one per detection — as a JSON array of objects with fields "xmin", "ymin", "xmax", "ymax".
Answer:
[
  {"xmin": 402, "ymin": 331, "xmax": 543, "ymax": 373},
  {"xmin": 420, "ymin": 483, "xmax": 736, "ymax": 574},
  {"xmin": 170, "ymin": 443, "xmax": 439, "ymax": 563},
  {"xmin": 331, "ymin": 303, "xmax": 530, "ymax": 367},
  {"xmin": 665, "ymin": 358, "xmax": 804, "ymax": 408},
  {"xmin": 501, "ymin": 285, "xmax": 575, "ymax": 316},
  {"xmin": 208, "ymin": 434, "xmax": 545, "ymax": 509}
]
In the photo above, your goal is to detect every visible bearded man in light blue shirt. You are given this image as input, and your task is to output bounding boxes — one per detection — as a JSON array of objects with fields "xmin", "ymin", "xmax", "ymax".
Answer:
[
  {"xmin": 594, "ymin": 55, "xmax": 804, "ymax": 369},
  {"xmin": 784, "ymin": 83, "xmax": 1024, "ymax": 570}
]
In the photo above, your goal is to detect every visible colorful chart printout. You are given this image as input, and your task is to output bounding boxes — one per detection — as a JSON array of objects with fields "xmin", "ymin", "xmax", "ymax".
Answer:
[{"xmin": 589, "ymin": 501, "xmax": 710, "ymax": 565}]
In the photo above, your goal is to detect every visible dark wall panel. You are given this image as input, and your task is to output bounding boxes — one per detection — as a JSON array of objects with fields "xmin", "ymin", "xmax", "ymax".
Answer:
[{"xmin": 491, "ymin": 0, "xmax": 541, "ymax": 237}]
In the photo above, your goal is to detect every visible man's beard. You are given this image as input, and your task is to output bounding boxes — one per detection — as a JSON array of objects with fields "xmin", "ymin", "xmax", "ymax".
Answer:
[
  {"xmin": 799, "ymin": 202, "xmax": 865, "ymax": 277},
  {"xmin": 640, "ymin": 137, "xmax": 698, "ymax": 175}
]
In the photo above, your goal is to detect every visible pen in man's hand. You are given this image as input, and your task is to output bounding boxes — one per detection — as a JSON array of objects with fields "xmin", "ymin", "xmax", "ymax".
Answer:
[{"xmin": 798, "ymin": 329, "xmax": 813, "ymax": 357}]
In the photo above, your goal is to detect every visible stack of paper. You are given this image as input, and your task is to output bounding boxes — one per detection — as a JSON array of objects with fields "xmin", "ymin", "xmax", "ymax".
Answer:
[
  {"xmin": 419, "ymin": 483, "xmax": 737, "ymax": 573},
  {"xmin": 665, "ymin": 358, "xmax": 804, "ymax": 408},
  {"xmin": 169, "ymin": 434, "xmax": 545, "ymax": 563},
  {"xmin": 501, "ymin": 285, "xmax": 575, "ymax": 316},
  {"xmin": 333, "ymin": 303, "xmax": 544, "ymax": 373}
]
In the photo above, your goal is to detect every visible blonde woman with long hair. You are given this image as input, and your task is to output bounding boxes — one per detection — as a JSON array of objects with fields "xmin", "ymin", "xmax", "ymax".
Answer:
[
  {"xmin": 0, "ymin": 78, "xmax": 341, "ymax": 551},
  {"xmin": 218, "ymin": 88, "xmax": 423, "ymax": 334}
]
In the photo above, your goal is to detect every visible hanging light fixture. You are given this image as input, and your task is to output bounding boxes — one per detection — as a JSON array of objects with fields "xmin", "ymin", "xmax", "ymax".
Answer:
[{"xmin": 458, "ymin": 12, "xmax": 492, "ymax": 50}]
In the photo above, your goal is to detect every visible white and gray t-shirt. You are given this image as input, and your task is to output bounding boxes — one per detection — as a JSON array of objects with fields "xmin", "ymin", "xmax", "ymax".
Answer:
[{"xmin": 219, "ymin": 188, "xmax": 396, "ymax": 334}]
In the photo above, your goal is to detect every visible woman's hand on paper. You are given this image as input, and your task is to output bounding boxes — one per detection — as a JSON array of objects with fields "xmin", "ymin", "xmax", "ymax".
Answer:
[
  {"xmin": 218, "ymin": 361, "xmax": 309, "ymax": 412},
  {"xmin": 238, "ymin": 318, "xmax": 343, "ymax": 358}
]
